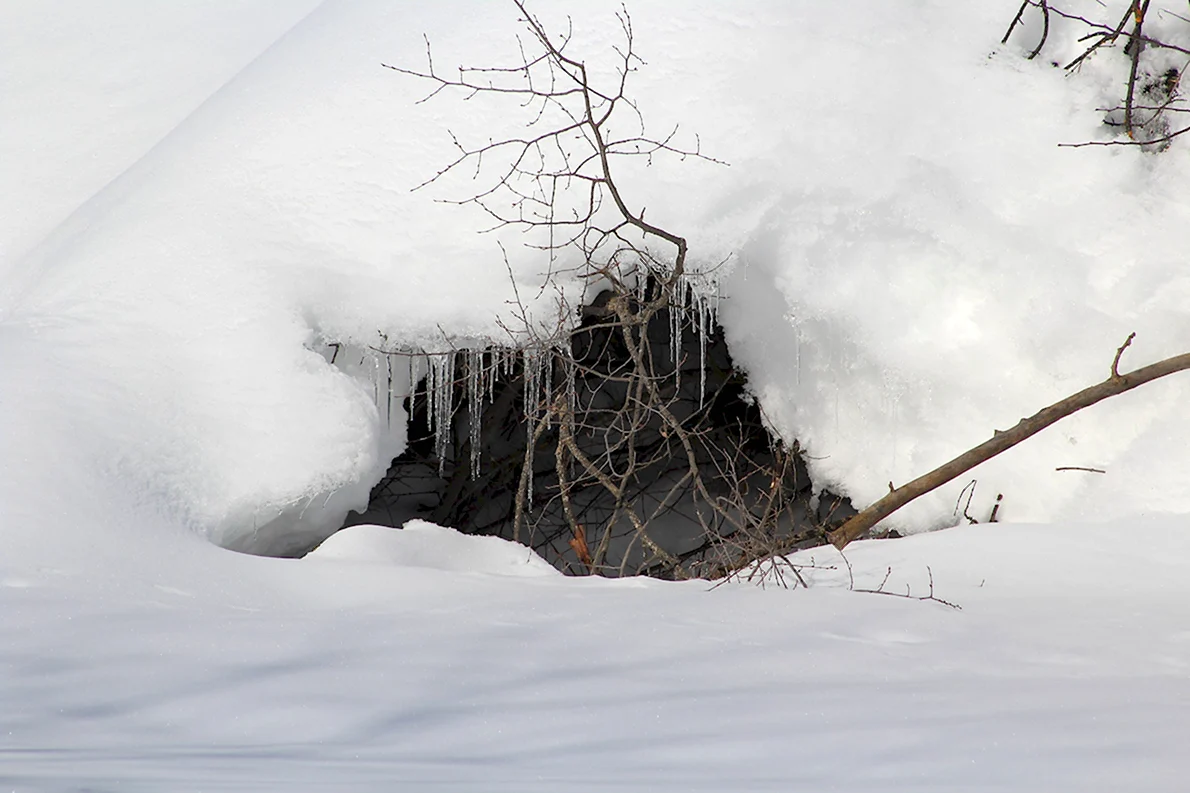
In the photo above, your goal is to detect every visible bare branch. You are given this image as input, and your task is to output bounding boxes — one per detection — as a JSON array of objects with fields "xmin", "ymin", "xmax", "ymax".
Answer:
[{"xmin": 830, "ymin": 334, "xmax": 1190, "ymax": 550}]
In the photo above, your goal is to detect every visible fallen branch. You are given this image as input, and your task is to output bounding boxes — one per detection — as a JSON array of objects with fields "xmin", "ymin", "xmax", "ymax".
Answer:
[
  {"xmin": 841, "ymin": 556, "xmax": 961, "ymax": 610},
  {"xmin": 829, "ymin": 333, "xmax": 1190, "ymax": 550}
]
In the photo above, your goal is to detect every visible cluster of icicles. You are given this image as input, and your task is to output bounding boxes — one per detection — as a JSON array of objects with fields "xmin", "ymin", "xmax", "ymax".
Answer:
[{"xmin": 355, "ymin": 271, "xmax": 721, "ymax": 484}]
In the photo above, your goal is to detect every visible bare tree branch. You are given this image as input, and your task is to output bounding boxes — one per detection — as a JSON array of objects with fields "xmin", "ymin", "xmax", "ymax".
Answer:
[{"xmin": 829, "ymin": 334, "xmax": 1190, "ymax": 550}]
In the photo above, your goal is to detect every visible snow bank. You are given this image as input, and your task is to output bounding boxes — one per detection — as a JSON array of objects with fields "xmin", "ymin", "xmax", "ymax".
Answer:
[
  {"xmin": 551, "ymin": 0, "xmax": 1190, "ymax": 530},
  {"xmin": 712, "ymin": 1, "xmax": 1190, "ymax": 530},
  {"xmin": 4, "ymin": 0, "xmax": 1190, "ymax": 558},
  {"xmin": 1, "ymin": 0, "xmax": 577, "ymax": 554}
]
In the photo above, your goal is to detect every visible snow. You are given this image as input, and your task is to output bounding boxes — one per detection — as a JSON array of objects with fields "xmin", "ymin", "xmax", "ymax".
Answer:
[
  {"xmin": 308, "ymin": 519, "xmax": 559, "ymax": 577},
  {"xmin": 7, "ymin": 0, "xmax": 1190, "ymax": 549},
  {"xmin": 709, "ymin": 2, "xmax": 1190, "ymax": 530},
  {"xmin": 4, "ymin": 519, "xmax": 1190, "ymax": 790},
  {"xmin": 0, "ymin": 0, "xmax": 323, "ymax": 263},
  {"xmin": 4, "ymin": 0, "xmax": 1190, "ymax": 788}
]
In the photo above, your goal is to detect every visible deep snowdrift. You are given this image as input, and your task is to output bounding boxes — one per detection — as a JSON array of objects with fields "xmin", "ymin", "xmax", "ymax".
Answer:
[
  {"xmin": 4, "ymin": 1, "xmax": 1190, "ymax": 549},
  {"xmin": 5, "ymin": 3, "xmax": 1190, "ymax": 789}
]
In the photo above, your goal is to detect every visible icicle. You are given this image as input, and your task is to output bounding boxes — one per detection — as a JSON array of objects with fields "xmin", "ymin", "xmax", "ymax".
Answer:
[
  {"xmin": 381, "ymin": 354, "xmax": 391, "ymax": 428},
  {"xmin": 524, "ymin": 410, "xmax": 536, "ymax": 510},
  {"xmin": 492, "ymin": 349, "xmax": 501, "ymax": 401},
  {"xmin": 521, "ymin": 348, "xmax": 532, "ymax": 418},
  {"xmin": 440, "ymin": 353, "xmax": 456, "ymax": 473},
  {"xmin": 522, "ymin": 346, "xmax": 546, "ymax": 508},
  {"xmin": 524, "ymin": 352, "xmax": 535, "ymax": 508},
  {"xmin": 484, "ymin": 349, "xmax": 494, "ymax": 404},
  {"xmin": 670, "ymin": 281, "xmax": 682, "ymax": 391},
  {"xmin": 432, "ymin": 354, "xmax": 443, "ymax": 466},
  {"xmin": 523, "ymin": 346, "xmax": 543, "ymax": 420},
  {"xmin": 422, "ymin": 352, "xmax": 456, "ymax": 476},
  {"xmin": 480, "ymin": 349, "xmax": 488, "ymax": 404},
  {"xmin": 408, "ymin": 353, "xmax": 418, "ymax": 422},
  {"xmin": 698, "ymin": 295, "xmax": 708, "ymax": 410},
  {"xmin": 390, "ymin": 354, "xmax": 399, "ymax": 428},
  {"xmin": 467, "ymin": 348, "xmax": 482, "ymax": 478},
  {"xmin": 425, "ymin": 353, "xmax": 435, "ymax": 434},
  {"xmin": 543, "ymin": 348, "xmax": 554, "ymax": 429}
]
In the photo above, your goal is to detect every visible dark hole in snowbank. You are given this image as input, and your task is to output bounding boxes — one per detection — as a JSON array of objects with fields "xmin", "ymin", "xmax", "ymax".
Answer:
[{"xmin": 342, "ymin": 287, "xmax": 855, "ymax": 578}]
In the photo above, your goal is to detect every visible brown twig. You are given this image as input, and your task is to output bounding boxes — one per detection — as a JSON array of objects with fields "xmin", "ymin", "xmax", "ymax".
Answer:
[
  {"xmin": 1030, "ymin": 0, "xmax": 1051, "ymax": 60},
  {"xmin": 840, "ymin": 556, "xmax": 960, "ymax": 609},
  {"xmin": 1063, "ymin": 1, "xmax": 1137, "ymax": 71},
  {"xmin": 849, "ymin": 566, "xmax": 961, "ymax": 610},
  {"xmin": 1123, "ymin": 1, "xmax": 1152, "ymax": 138},
  {"xmin": 1002, "ymin": 1, "xmax": 1033, "ymax": 45},
  {"xmin": 988, "ymin": 493, "xmax": 1003, "ymax": 522},
  {"xmin": 1057, "ymin": 122, "xmax": 1190, "ymax": 148},
  {"xmin": 1112, "ymin": 331, "xmax": 1136, "ymax": 377}
]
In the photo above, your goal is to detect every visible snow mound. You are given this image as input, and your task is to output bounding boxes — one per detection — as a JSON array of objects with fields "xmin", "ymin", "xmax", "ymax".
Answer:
[
  {"xmin": 307, "ymin": 520, "xmax": 559, "ymax": 577},
  {"xmin": 5, "ymin": 0, "xmax": 1190, "ymax": 560},
  {"xmin": 711, "ymin": 0, "xmax": 1190, "ymax": 531},
  {"xmin": 0, "ymin": 0, "xmax": 576, "ymax": 555}
]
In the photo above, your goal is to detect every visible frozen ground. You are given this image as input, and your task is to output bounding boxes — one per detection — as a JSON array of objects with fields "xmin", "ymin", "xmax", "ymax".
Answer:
[{"xmin": 4, "ymin": 1, "xmax": 1190, "ymax": 789}]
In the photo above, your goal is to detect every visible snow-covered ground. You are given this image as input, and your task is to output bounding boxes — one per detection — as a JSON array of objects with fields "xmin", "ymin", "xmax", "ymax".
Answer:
[
  {"xmin": 5, "ymin": 519, "xmax": 1190, "ymax": 791},
  {"xmin": 4, "ymin": 1, "xmax": 1190, "ymax": 788}
]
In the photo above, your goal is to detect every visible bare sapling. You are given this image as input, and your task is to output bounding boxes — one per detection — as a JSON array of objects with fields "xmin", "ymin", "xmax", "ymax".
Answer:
[{"xmin": 384, "ymin": 1, "xmax": 844, "ymax": 577}]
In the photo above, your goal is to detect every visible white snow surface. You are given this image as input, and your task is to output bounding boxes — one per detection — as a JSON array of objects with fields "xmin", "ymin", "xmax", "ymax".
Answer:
[
  {"xmin": 5, "ymin": 1, "xmax": 1190, "ymax": 787},
  {"xmin": 4, "ymin": 518, "xmax": 1190, "ymax": 790},
  {"xmin": 6, "ymin": 1, "xmax": 1190, "ymax": 548},
  {"xmin": 309, "ymin": 519, "xmax": 559, "ymax": 577}
]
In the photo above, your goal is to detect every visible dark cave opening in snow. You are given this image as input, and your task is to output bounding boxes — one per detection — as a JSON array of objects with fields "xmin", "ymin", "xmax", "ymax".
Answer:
[{"xmin": 343, "ymin": 286, "xmax": 854, "ymax": 577}]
